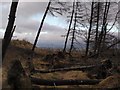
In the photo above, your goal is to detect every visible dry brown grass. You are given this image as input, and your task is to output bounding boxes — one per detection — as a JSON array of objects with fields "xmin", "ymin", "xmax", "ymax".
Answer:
[
  {"xmin": 2, "ymin": 39, "xmax": 120, "ymax": 89},
  {"xmin": 62, "ymin": 71, "xmax": 90, "ymax": 80},
  {"xmin": 97, "ymin": 74, "xmax": 120, "ymax": 88},
  {"xmin": 11, "ymin": 39, "xmax": 33, "ymax": 49}
]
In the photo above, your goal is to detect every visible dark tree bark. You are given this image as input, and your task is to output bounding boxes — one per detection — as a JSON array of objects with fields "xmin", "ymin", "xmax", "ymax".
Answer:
[
  {"xmin": 94, "ymin": 2, "xmax": 100, "ymax": 54},
  {"xmin": 32, "ymin": 1, "xmax": 51, "ymax": 51},
  {"xmin": 31, "ymin": 77, "xmax": 101, "ymax": 86},
  {"xmin": 97, "ymin": 2, "xmax": 110, "ymax": 56},
  {"xmin": 69, "ymin": 2, "xmax": 78, "ymax": 54},
  {"xmin": 2, "ymin": 0, "xmax": 19, "ymax": 60},
  {"xmin": 63, "ymin": 1, "xmax": 75, "ymax": 53},
  {"xmin": 102, "ymin": 2, "xmax": 110, "ymax": 50},
  {"xmin": 85, "ymin": 2, "xmax": 94, "ymax": 56},
  {"xmin": 29, "ymin": 1, "xmax": 51, "ymax": 73},
  {"xmin": 102, "ymin": 23, "xmax": 107, "ymax": 49},
  {"xmin": 8, "ymin": 25, "xmax": 16, "ymax": 44},
  {"xmin": 107, "ymin": 40, "xmax": 120, "ymax": 49}
]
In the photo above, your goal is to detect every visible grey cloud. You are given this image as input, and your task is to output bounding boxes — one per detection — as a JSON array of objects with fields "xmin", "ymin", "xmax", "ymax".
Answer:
[
  {"xmin": 1, "ymin": 2, "xmax": 48, "ymax": 27},
  {"xmin": 1, "ymin": 2, "xmax": 11, "ymax": 28},
  {"xmin": 0, "ymin": 2, "xmax": 85, "ymax": 49},
  {"xmin": 1, "ymin": 1, "xmax": 66, "ymax": 32},
  {"xmin": 15, "ymin": 17, "xmax": 40, "ymax": 32},
  {"xmin": 17, "ymin": 2, "xmax": 48, "ymax": 17},
  {"xmin": 2, "ymin": 2, "xmax": 119, "ymax": 49},
  {"xmin": 42, "ymin": 23, "xmax": 65, "ymax": 33},
  {"xmin": 15, "ymin": 18, "xmax": 66, "ymax": 35},
  {"xmin": 14, "ymin": 23, "xmax": 66, "ymax": 41}
]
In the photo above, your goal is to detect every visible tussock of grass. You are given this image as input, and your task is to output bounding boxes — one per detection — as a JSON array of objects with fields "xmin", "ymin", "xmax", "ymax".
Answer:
[{"xmin": 97, "ymin": 74, "xmax": 120, "ymax": 88}]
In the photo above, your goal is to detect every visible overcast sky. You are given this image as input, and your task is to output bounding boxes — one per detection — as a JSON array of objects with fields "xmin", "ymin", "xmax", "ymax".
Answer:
[
  {"xmin": 1, "ymin": 1, "xmax": 70, "ymax": 48},
  {"xmin": 0, "ymin": 1, "xmax": 120, "ymax": 49}
]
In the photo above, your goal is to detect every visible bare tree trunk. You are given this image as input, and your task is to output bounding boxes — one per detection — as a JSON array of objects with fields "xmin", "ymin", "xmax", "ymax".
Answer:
[
  {"xmin": 6, "ymin": 25, "xmax": 16, "ymax": 48},
  {"xmin": 102, "ymin": 2, "xmax": 110, "ymax": 50},
  {"xmin": 85, "ymin": 2, "xmax": 94, "ymax": 56},
  {"xmin": 97, "ymin": 2, "xmax": 110, "ymax": 56},
  {"xmin": 33, "ymin": 64, "xmax": 100, "ymax": 73},
  {"xmin": 32, "ymin": 1, "xmax": 51, "ymax": 51},
  {"xmin": 2, "ymin": 0, "xmax": 19, "ymax": 60},
  {"xmin": 29, "ymin": 1, "xmax": 51, "ymax": 74},
  {"xmin": 69, "ymin": 2, "xmax": 78, "ymax": 54},
  {"xmin": 102, "ymin": 24, "xmax": 107, "ymax": 49},
  {"xmin": 107, "ymin": 40, "xmax": 120, "ymax": 49},
  {"xmin": 63, "ymin": 1, "xmax": 75, "ymax": 53},
  {"xmin": 94, "ymin": 2, "xmax": 100, "ymax": 54}
]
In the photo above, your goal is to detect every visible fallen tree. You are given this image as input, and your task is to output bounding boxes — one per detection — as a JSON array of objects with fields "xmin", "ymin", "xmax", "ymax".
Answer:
[
  {"xmin": 33, "ymin": 59, "xmax": 112, "ymax": 73},
  {"xmin": 33, "ymin": 65, "xmax": 97, "ymax": 73},
  {"xmin": 31, "ymin": 77, "xmax": 101, "ymax": 86},
  {"xmin": 33, "ymin": 59, "xmax": 112, "ymax": 79}
]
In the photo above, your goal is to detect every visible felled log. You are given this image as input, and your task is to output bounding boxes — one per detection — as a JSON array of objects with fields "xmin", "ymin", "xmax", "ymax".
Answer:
[
  {"xmin": 33, "ymin": 59, "xmax": 112, "ymax": 74},
  {"xmin": 31, "ymin": 77, "xmax": 101, "ymax": 86},
  {"xmin": 33, "ymin": 65, "xmax": 97, "ymax": 73}
]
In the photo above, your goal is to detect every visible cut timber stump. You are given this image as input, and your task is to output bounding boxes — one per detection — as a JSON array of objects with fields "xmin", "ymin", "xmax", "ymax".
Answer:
[
  {"xmin": 7, "ymin": 59, "xmax": 32, "ymax": 90},
  {"xmin": 31, "ymin": 77, "xmax": 101, "ymax": 86}
]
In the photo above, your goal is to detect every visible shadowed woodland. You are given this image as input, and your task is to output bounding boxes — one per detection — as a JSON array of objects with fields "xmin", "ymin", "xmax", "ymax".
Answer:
[{"xmin": 2, "ymin": 0, "xmax": 120, "ymax": 89}]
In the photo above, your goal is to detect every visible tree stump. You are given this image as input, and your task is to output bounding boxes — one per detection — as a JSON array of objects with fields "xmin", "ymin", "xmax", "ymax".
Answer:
[
  {"xmin": 96, "ymin": 59, "xmax": 112, "ymax": 79},
  {"xmin": 7, "ymin": 59, "xmax": 32, "ymax": 90}
]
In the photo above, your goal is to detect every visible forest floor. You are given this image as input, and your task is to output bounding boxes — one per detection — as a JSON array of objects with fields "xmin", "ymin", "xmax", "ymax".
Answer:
[{"xmin": 2, "ymin": 39, "xmax": 120, "ymax": 89}]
